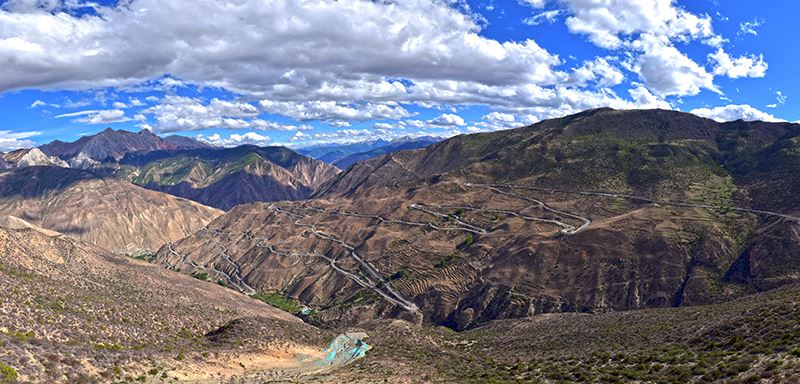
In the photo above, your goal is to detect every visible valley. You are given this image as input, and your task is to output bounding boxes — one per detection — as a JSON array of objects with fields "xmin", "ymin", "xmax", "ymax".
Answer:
[{"xmin": 2, "ymin": 108, "xmax": 800, "ymax": 383}]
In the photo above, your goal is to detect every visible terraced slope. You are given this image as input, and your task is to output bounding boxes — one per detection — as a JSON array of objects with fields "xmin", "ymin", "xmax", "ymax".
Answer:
[
  {"xmin": 156, "ymin": 108, "xmax": 800, "ymax": 329},
  {"xmin": 0, "ymin": 166, "xmax": 222, "ymax": 254},
  {"xmin": 117, "ymin": 145, "xmax": 339, "ymax": 210}
]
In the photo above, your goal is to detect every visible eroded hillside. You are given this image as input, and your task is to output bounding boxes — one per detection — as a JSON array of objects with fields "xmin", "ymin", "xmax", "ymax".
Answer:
[
  {"xmin": 156, "ymin": 109, "xmax": 800, "ymax": 330},
  {"xmin": 0, "ymin": 166, "xmax": 223, "ymax": 254}
]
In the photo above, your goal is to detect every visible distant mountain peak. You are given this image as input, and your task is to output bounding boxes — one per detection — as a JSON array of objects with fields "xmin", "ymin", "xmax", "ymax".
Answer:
[{"xmin": 38, "ymin": 128, "xmax": 212, "ymax": 167}]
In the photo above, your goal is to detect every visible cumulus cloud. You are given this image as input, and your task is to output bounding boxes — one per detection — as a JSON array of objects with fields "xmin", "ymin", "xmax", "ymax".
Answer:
[
  {"xmin": 427, "ymin": 113, "xmax": 466, "ymax": 127},
  {"xmin": 259, "ymin": 100, "xmax": 413, "ymax": 124},
  {"xmin": 141, "ymin": 96, "xmax": 310, "ymax": 133},
  {"xmin": 708, "ymin": 49, "xmax": 768, "ymax": 79},
  {"xmin": 196, "ymin": 131, "xmax": 272, "ymax": 147},
  {"xmin": 0, "ymin": 0, "xmax": 564, "ymax": 94},
  {"xmin": 690, "ymin": 104, "xmax": 784, "ymax": 123},
  {"xmin": 560, "ymin": 0, "xmax": 714, "ymax": 49},
  {"xmin": 0, "ymin": 130, "xmax": 39, "ymax": 151},
  {"xmin": 567, "ymin": 57, "xmax": 624, "ymax": 87},
  {"xmin": 633, "ymin": 36, "xmax": 717, "ymax": 97}
]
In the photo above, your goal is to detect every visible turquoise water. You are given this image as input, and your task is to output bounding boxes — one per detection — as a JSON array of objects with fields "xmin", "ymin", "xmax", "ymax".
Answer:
[{"xmin": 318, "ymin": 333, "xmax": 371, "ymax": 367}]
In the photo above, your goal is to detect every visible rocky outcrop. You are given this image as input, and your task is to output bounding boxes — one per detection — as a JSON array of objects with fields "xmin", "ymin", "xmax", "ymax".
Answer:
[{"xmin": 2, "ymin": 148, "xmax": 69, "ymax": 168}]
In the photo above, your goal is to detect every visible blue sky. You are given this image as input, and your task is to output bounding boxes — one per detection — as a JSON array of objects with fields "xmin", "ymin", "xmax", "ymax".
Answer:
[{"xmin": 0, "ymin": 0, "xmax": 795, "ymax": 150}]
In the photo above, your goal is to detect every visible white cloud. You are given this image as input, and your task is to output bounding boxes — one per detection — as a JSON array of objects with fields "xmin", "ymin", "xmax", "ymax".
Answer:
[
  {"xmin": 739, "ymin": 18, "xmax": 764, "ymax": 36},
  {"xmin": 633, "ymin": 36, "xmax": 717, "ymax": 97},
  {"xmin": 0, "ymin": 0, "xmax": 564, "ymax": 94},
  {"xmin": 560, "ymin": 0, "xmax": 715, "ymax": 50},
  {"xmin": 55, "ymin": 109, "xmax": 131, "ymax": 124},
  {"xmin": 140, "ymin": 96, "xmax": 309, "ymax": 133},
  {"xmin": 0, "ymin": 130, "xmax": 40, "ymax": 151},
  {"xmin": 568, "ymin": 57, "xmax": 624, "ymax": 87},
  {"xmin": 690, "ymin": 104, "xmax": 784, "ymax": 123},
  {"xmin": 196, "ymin": 131, "xmax": 272, "ymax": 147},
  {"xmin": 259, "ymin": 100, "xmax": 413, "ymax": 123},
  {"xmin": 427, "ymin": 113, "xmax": 466, "ymax": 127},
  {"xmin": 30, "ymin": 99, "xmax": 48, "ymax": 108},
  {"xmin": 523, "ymin": 10, "xmax": 560, "ymax": 26},
  {"xmin": 709, "ymin": 49, "xmax": 767, "ymax": 79},
  {"xmin": 520, "ymin": 0, "xmax": 547, "ymax": 8}
]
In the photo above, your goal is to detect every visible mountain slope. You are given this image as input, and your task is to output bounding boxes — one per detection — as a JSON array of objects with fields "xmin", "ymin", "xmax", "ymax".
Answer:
[
  {"xmin": 0, "ymin": 166, "xmax": 223, "ymax": 253},
  {"xmin": 297, "ymin": 284, "xmax": 800, "ymax": 383},
  {"xmin": 156, "ymin": 108, "xmax": 800, "ymax": 329},
  {"xmin": 39, "ymin": 128, "xmax": 211, "ymax": 167},
  {"xmin": 0, "ymin": 226, "xmax": 333, "ymax": 383},
  {"xmin": 118, "ymin": 145, "xmax": 339, "ymax": 210}
]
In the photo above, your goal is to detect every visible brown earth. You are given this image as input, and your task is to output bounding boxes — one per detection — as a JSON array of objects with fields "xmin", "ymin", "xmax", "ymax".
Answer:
[
  {"xmin": 0, "ymin": 166, "xmax": 223, "ymax": 254},
  {"xmin": 156, "ymin": 108, "xmax": 800, "ymax": 330}
]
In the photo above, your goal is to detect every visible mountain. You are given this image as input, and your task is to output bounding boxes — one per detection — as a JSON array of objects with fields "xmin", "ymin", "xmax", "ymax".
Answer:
[
  {"xmin": 116, "ymin": 145, "xmax": 339, "ymax": 210},
  {"xmin": 0, "ymin": 225, "xmax": 348, "ymax": 383},
  {"xmin": 2, "ymin": 148, "xmax": 69, "ymax": 168},
  {"xmin": 296, "ymin": 139, "xmax": 391, "ymax": 163},
  {"xmin": 156, "ymin": 108, "xmax": 800, "ymax": 330},
  {"xmin": 0, "ymin": 166, "xmax": 222, "ymax": 253},
  {"xmin": 331, "ymin": 136, "xmax": 442, "ymax": 169},
  {"xmin": 38, "ymin": 128, "xmax": 211, "ymax": 167}
]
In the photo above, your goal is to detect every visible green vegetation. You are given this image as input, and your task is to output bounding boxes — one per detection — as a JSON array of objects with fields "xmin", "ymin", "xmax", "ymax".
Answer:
[
  {"xmin": 0, "ymin": 362, "xmax": 17, "ymax": 384},
  {"xmin": 461, "ymin": 234, "xmax": 474, "ymax": 247},
  {"xmin": 126, "ymin": 250, "xmax": 156, "ymax": 262},
  {"xmin": 251, "ymin": 292, "xmax": 304, "ymax": 315},
  {"xmin": 434, "ymin": 252, "xmax": 461, "ymax": 268},
  {"xmin": 190, "ymin": 271, "xmax": 209, "ymax": 281},
  {"xmin": 388, "ymin": 267, "xmax": 412, "ymax": 281}
]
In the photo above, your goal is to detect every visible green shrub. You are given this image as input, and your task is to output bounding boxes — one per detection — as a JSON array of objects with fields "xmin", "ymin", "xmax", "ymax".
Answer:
[
  {"xmin": 251, "ymin": 292, "xmax": 303, "ymax": 315},
  {"xmin": 0, "ymin": 362, "xmax": 17, "ymax": 384}
]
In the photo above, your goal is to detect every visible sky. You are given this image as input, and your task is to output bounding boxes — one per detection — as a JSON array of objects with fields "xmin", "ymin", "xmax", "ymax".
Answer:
[{"xmin": 0, "ymin": 0, "xmax": 796, "ymax": 151}]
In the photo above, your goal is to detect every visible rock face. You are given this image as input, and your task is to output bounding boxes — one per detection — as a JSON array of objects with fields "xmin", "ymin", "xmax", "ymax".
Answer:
[
  {"xmin": 38, "ymin": 128, "xmax": 211, "ymax": 167},
  {"xmin": 157, "ymin": 108, "xmax": 800, "ymax": 329},
  {"xmin": 0, "ymin": 225, "xmax": 325, "ymax": 383},
  {"xmin": 2, "ymin": 148, "xmax": 69, "ymax": 168},
  {"xmin": 118, "ymin": 145, "xmax": 340, "ymax": 210},
  {"xmin": 0, "ymin": 166, "xmax": 223, "ymax": 253}
]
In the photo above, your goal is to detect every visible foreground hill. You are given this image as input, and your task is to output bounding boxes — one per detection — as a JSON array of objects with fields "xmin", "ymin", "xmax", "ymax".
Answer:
[
  {"xmin": 39, "ymin": 128, "xmax": 211, "ymax": 167},
  {"xmin": 117, "ymin": 145, "xmax": 339, "ymax": 210},
  {"xmin": 0, "ymin": 226, "xmax": 342, "ymax": 383},
  {"xmin": 0, "ymin": 166, "xmax": 222, "ymax": 253},
  {"xmin": 295, "ymin": 284, "xmax": 800, "ymax": 383},
  {"xmin": 157, "ymin": 108, "xmax": 800, "ymax": 330}
]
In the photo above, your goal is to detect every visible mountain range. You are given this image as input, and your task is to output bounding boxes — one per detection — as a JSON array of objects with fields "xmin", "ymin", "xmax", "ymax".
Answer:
[
  {"xmin": 39, "ymin": 128, "xmax": 212, "ymax": 167},
  {"xmin": 2, "ymin": 108, "xmax": 800, "ymax": 383},
  {"xmin": 296, "ymin": 136, "xmax": 442, "ymax": 168}
]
